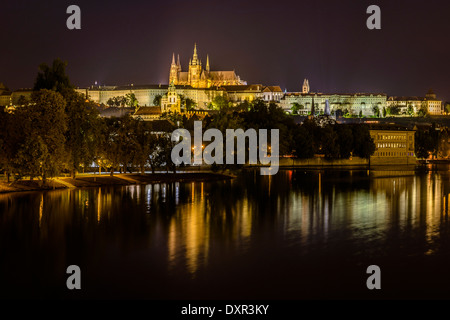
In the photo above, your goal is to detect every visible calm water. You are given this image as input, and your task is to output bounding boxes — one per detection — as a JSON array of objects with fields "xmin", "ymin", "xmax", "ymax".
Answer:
[{"xmin": 1, "ymin": 169, "xmax": 450, "ymax": 299}]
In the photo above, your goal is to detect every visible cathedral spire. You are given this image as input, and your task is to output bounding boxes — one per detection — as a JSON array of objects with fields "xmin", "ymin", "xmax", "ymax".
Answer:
[
  {"xmin": 206, "ymin": 54, "xmax": 210, "ymax": 72},
  {"xmin": 177, "ymin": 54, "xmax": 180, "ymax": 67},
  {"xmin": 192, "ymin": 43, "xmax": 199, "ymax": 65},
  {"xmin": 171, "ymin": 53, "xmax": 175, "ymax": 65}
]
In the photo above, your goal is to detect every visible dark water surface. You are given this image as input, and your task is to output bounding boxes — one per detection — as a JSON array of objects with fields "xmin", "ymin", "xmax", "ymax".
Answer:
[{"xmin": 1, "ymin": 169, "xmax": 450, "ymax": 299}]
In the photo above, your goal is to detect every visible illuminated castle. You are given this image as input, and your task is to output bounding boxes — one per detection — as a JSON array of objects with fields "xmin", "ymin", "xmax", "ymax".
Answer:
[{"xmin": 169, "ymin": 44, "xmax": 247, "ymax": 88}]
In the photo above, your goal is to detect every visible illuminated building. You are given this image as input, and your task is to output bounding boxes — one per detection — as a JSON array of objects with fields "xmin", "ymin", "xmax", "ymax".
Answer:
[
  {"xmin": 369, "ymin": 125, "xmax": 416, "ymax": 164},
  {"xmin": 161, "ymin": 82, "xmax": 181, "ymax": 113},
  {"xmin": 75, "ymin": 84, "xmax": 224, "ymax": 109},
  {"xmin": 281, "ymin": 80, "xmax": 387, "ymax": 116},
  {"xmin": 386, "ymin": 89, "xmax": 442, "ymax": 115},
  {"xmin": 169, "ymin": 44, "xmax": 246, "ymax": 88},
  {"xmin": 132, "ymin": 106, "xmax": 162, "ymax": 121}
]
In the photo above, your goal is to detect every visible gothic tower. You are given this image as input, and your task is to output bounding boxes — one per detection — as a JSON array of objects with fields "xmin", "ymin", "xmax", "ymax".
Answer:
[
  {"xmin": 177, "ymin": 54, "xmax": 181, "ymax": 73},
  {"xmin": 169, "ymin": 53, "xmax": 179, "ymax": 84},
  {"xmin": 188, "ymin": 43, "xmax": 203, "ymax": 88},
  {"xmin": 302, "ymin": 79, "xmax": 310, "ymax": 94}
]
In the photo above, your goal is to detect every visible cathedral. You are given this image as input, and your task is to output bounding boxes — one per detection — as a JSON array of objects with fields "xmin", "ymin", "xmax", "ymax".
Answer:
[{"xmin": 169, "ymin": 44, "xmax": 247, "ymax": 88}]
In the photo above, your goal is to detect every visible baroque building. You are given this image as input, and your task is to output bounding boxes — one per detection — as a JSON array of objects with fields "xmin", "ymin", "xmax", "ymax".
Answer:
[
  {"xmin": 169, "ymin": 44, "xmax": 247, "ymax": 88},
  {"xmin": 160, "ymin": 83, "xmax": 181, "ymax": 113}
]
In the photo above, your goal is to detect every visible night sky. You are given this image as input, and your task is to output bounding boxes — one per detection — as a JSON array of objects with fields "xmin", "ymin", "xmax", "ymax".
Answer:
[{"xmin": 1, "ymin": 0, "xmax": 450, "ymax": 100}]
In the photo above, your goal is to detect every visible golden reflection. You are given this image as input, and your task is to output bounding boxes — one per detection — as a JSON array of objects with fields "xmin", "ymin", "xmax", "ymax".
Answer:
[
  {"xmin": 166, "ymin": 181, "xmax": 257, "ymax": 276},
  {"xmin": 97, "ymin": 188, "xmax": 101, "ymax": 223},
  {"xmin": 201, "ymin": 182, "xmax": 204, "ymax": 199},
  {"xmin": 39, "ymin": 193, "xmax": 43, "ymax": 228},
  {"xmin": 318, "ymin": 172, "xmax": 321, "ymax": 194},
  {"xmin": 167, "ymin": 218, "xmax": 177, "ymax": 270},
  {"xmin": 240, "ymin": 198, "xmax": 252, "ymax": 239}
]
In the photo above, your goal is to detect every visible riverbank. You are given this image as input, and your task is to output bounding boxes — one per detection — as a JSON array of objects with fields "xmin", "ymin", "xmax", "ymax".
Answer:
[{"xmin": 0, "ymin": 172, "xmax": 235, "ymax": 194}]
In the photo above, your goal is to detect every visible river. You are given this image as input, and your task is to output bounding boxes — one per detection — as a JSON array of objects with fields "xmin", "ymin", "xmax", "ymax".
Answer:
[{"xmin": 1, "ymin": 168, "xmax": 450, "ymax": 299}]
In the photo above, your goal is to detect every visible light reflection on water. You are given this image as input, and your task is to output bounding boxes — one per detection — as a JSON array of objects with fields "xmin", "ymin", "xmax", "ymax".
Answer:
[{"xmin": 1, "ymin": 168, "xmax": 450, "ymax": 299}]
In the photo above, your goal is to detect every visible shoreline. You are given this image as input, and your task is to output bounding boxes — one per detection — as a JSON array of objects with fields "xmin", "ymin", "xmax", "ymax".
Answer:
[
  {"xmin": 0, "ymin": 172, "xmax": 235, "ymax": 194},
  {"xmin": 0, "ymin": 164, "xmax": 442, "ymax": 195}
]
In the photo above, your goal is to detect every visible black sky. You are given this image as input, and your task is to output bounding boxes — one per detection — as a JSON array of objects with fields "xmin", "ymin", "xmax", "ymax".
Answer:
[{"xmin": 1, "ymin": 0, "xmax": 450, "ymax": 100}]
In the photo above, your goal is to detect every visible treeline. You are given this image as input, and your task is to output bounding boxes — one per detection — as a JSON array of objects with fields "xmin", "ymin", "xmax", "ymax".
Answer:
[
  {"xmin": 0, "ymin": 88, "xmax": 178, "ymax": 183},
  {"xmin": 0, "ymin": 59, "xmax": 377, "ymax": 183},
  {"xmin": 414, "ymin": 123, "xmax": 443, "ymax": 159},
  {"xmin": 0, "ymin": 59, "xmax": 178, "ymax": 183},
  {"xmin": 199, "ymin": 98, "xmax": 376, "ymax": 161}
]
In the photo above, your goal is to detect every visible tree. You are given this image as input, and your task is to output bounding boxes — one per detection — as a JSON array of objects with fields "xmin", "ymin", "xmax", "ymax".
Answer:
[
  {"xmin": 208, "ymin": 95, "xmax": 230, "ymax": 110},
  {"xmin": 65, "ymin": 92, "xmax": 103, "ymax": 178},
  {"xmin": 291, "ymin": 102, "xmax": 301, "ymax": 115},
  {"xmin": 415, "ymin": 128, "xmax": 434, "ymax": 159},
  {"xmin": 335, "ymin": 124, "xmax": 353, "ymax": 158},
  {"xmin": 161, "ymin": 111, "xmax": 183, "ymax": 124},
  {"xmin": 100, "ymin": 115, "xmax": 148, "ymax": 175},
  {"xmin": 147, "ymin": 136, "xmax": 165, "ymax": 174},
  {"xmin": 125, "ymin": 92, "xmax": 138, "ymax": 108},
  {"xmin": 241, "ymin": 100, "xmax": 295, "ymax": 156},
  {"xmin": 33, "ymin": 58, "xmax": 73, "ymax": 96},
  {"xmin": 0, "ymin": 109, "xmax": 17, "ymax": 182},
  {"xmin": 445, "ymin": 103, "xmax": 450, "ymax": 115},
  {"xmin": 382, "ymin": 107, "xmax": 387, "ymax": 117},
  {"xmin": 351, "ymin": 125, "xmax": 376, "ymax": 159},
  {"xmin": 153, "ymin": 95, "xmax": 162, "ymax": 107},
  {"xmin": 320, "ymin": 125, "xmax": 340, "ymax": 159},
  {"xmin": 418, "ymin": 105, "xmax": 429, "ymax": 117},
  {"xmin": 293, "ymin": 124, "xmax": 315, "ymax": 158},
  {"xmin": 13, "ymin": 89, "xmax": 67, "ymax": 183},
  {"xmin": 159, "ymin": 135, "xmax": 177, "ymax": 173},
  {"xmin": 14, "ymin": 135, "xmax": 49, "ymax": 180},
  {"xmin": 389, "ymin": 105, "xmax": 401, "ymax": 115},
  {"xmin": 185, "ymin": 98, "xmax": 196, "ymax": 111},
  {"xmin": 119, "ymin": 96, "xmax": 127, "ymax": 107},
  {"xmin": 107, "ymin": 97, "xmax": 121, "ymax": 107},
  {"xmin": 372, "ymin": 105, "xmax": 380, "ymax": 117},
  {"xmin": 359, "ymin": 110, "xmax": 363, "ymax": 118},
  {"xmin": 407, "ymin": 105, "xmax": 415, "ymax": 116},
  {"xmin": 335, "ymin": 109, "xmax": 344, "ymax": 118},
  {"xmin": 16, "ymin": 95, "xmax": 28, "ymax": 106}
]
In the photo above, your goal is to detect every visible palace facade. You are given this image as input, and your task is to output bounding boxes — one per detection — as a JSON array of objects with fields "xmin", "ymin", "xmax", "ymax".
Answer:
[{"xmin": 75, "ymin": 84, "xmax": 224, "ymax": 109}]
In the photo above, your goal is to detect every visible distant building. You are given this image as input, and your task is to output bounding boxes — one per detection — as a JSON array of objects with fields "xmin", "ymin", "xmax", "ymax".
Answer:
[
  {"xmin": 386, "ymin": 89, "xmax": 442, "ymax": 116},
  {"xmin": 262, "ymin": 86, "xmax": 283, "ymax": 102},
  {"xmin": 132, "ymin": 106, "xmax": 162, "ymax": 121},
  {"xmin": 11, "ymin": 89, "xmax": 33, "ymax": 105},
  {"xmin": 0, "ymin": 84, "xmax": 33, "ymax": 108},
  {"xmin": 169, "ymin": 44, "xmax": 246, "ymax": 88},
  {"xmin": 302, "ymin": 79, "xmax": 310, "ymax": 94},
  {"xmin": 281, "ymin": 91, "xmax": 387, "ymax": 117},
  {"xmin": 369, "ymin": 125, "xmax": 416, "ymax": 165},
  {"xmin": 425, "ymin": 89, "xmax": 442, "ymax": 115},
  {"xmin": 76, "ymin": 84, "xmax": 224, "ymax": 109},
  {"xmin": 0, "ymin": 82, "xmax": 11, "ymax": 107}
]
